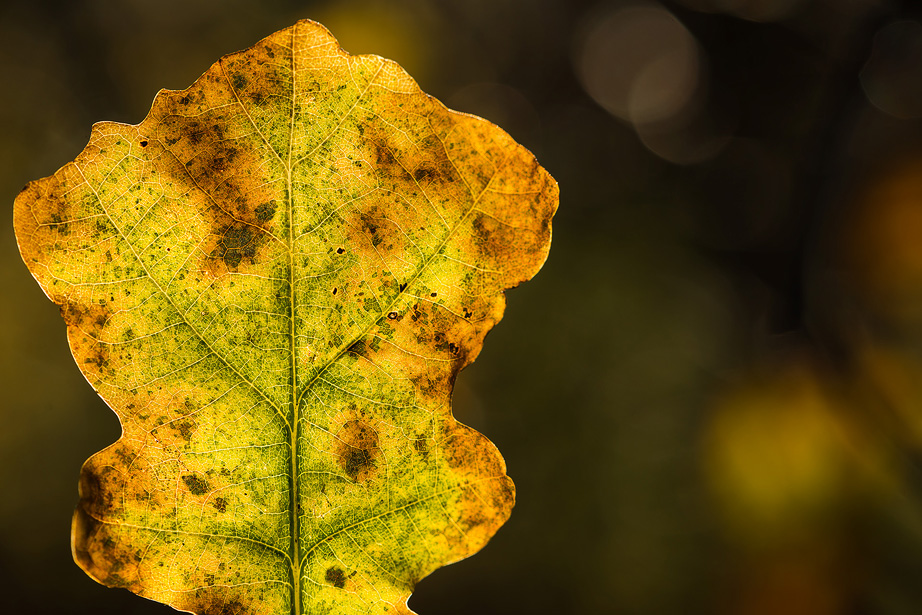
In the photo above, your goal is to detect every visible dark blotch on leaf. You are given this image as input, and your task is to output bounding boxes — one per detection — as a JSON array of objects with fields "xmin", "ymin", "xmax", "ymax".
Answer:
[
  {"xmin": 213, "ymin": 224, "xmax": 258, "ymax": 269},
  {"xmin": 182, "ymin": 474, "xmax": 209, "ymax": 496},
  {"xmin": 413, "ymin": 165, "xmax": 438, "ymax": 183},
  {"xmin": 80, "ymin": 465, "xmax": 104, "ymax": 507},
  {"xmin": 104, "ymin": 569, "xmax": 130, "ymax": 589},
  {"xmin": 213, "ymin": 497, "xmax": 228, "ymax": 513},
  {"xmin": 193, "ymin": 597, "xmax": 244, "ymax": 615},
  {"xmin": 175, "ymin": 420, "xmax": 195, "ymax": 441},
  {"xmin": 325, "ymin": 566, "xmax": 346, "ymax": 589},
  {"xmin": 348, "ymin": 340, "xmax": 365, "ymax": 356},
  {"xmin": 344, "ymin": 449, "xmax": 372, "ymax": 479},
  {"xmin": 85, "ymin": 349, "xmax": 109, "ymax": 370},
  {"xmin": 187, "ymin": 122, "xmax": 204, "ymax": 145},
  {"xmin": 255, "ymin": 201, "xmax": 276, "ymax": 223},
  {"xmin": 361, "ymin": 212, "xmax": 382, "ymax": 247},
  {"xmin": 373, "ymin": 139, "xmax": 397, "ymax": 169},
  {"xmin": 335, "ymin": 419, "xmax": 380, "ymax": 482}
]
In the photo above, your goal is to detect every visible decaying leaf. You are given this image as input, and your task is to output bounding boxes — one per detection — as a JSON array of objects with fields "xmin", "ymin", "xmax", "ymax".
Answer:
[{"xmin": 13, "ymin": 19, "xmax": 557, "ymax": 614}]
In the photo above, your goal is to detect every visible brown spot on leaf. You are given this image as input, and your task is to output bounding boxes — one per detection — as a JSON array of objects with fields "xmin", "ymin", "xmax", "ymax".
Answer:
[
  {"xmin": 460, "ymin": 508, "xmax": 488, "ymax": 532},
  {"xmin": 412, "ymin": 165, "xmax": 439, "ymax": 183},
  {"xmin": 182, "ymin": 473, "xmax": 209, "ymax": 496},
  {"xmin": 79, "ymin": 464, "xmax": 104, "ymax": 509},
  {"xmin": 174, "ymin": 420, "xmax": 195, "ymax": 441},
  {"xmin": 151, "ymin": 100, "xmax": 281, "ymax": 279},
  {"xmin": 360, "ymin": 210, "xmax": 384, "ymax": 248},
  {"xmin": 83, "ymin": 346, "xmax": 110, "ymax": 371},
  {"xmin": 255, "ymin": 200, "xmax": 277, "ymax": 223},
  {"xmin": 211, "ymin": 223, "xmax": 259, "ymax": 270},
  {"xmin": 62, "ymin": 301, "xmax": 109, "ymax": 329},
  {"xmin": 335, "ymin": 419, "xmax": 380, "ymax": 482},
  {"xmin": 373, "ymin": 138, "xmax": 400, "ymax": 174},
  {"xmin": 325, "ymin": 566, "xmax": 346, "ymax": 588},
  {"xmin": 185, "ymin": 595, "xmax": 246, "ymax": 615},
  {"xmin": 347, "ymin": 339, "xmax": 366, "ymax": 356},
  {"xmin": 213, "ymin": 496, "xmax": 228, "ymax": 513},
  {"xmin": 77, "ymin": 456, "xmax": 131, "ymax": 522},
  {"xmin": 72, "ymin": 500, "xmax": 143, "ymax": 594}
]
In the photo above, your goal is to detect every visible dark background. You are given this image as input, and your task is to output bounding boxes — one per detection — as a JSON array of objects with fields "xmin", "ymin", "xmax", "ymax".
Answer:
[{"xmin": 5, "ymin": 0, "xmax": 922, "ymax": 613}]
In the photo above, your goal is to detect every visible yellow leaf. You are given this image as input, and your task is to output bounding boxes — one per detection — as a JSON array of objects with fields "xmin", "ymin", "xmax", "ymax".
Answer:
[{"xmin": 14, "ymin": 19, "xmax": 557, "ymax": 615}]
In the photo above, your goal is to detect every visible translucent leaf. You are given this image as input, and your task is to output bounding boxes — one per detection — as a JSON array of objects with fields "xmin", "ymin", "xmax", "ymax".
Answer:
[{"xmin": 14, "ymin": 19, "xmax": 557, "ymax": 615}]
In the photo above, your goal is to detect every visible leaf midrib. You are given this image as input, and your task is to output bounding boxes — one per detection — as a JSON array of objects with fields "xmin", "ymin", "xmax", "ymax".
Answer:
[{"xmin": 284, "ymin": 25, "xmax": 302, "ymax": 615}]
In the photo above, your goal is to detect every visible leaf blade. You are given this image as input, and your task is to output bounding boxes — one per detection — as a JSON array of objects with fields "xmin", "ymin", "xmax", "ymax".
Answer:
[{"xmin": 15, "ymin": 19, "xmax": 557, "ymax": 615}]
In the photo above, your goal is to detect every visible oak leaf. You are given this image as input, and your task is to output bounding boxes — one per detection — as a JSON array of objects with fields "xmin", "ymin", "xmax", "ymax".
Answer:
[{"xmin": 14, "ymin": 19, "xmax": 557, "ymax": 615}]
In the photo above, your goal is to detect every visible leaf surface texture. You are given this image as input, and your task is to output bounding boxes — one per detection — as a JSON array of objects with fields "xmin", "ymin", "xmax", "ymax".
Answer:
[{"xmin": 14, "ymin": 19, "xmax": 557, "ymax": 615}]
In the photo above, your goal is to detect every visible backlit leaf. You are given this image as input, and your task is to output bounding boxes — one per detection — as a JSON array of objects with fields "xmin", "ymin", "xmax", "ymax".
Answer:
[{"xmin": 13, "ymin": 19, "xmax": 557, "ymax": 615}]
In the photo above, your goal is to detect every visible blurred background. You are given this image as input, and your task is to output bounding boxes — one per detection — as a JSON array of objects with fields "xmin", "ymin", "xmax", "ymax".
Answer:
[{"xmin": 5, "ymin": 0, "xmax": 922, "ymax": 613}]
